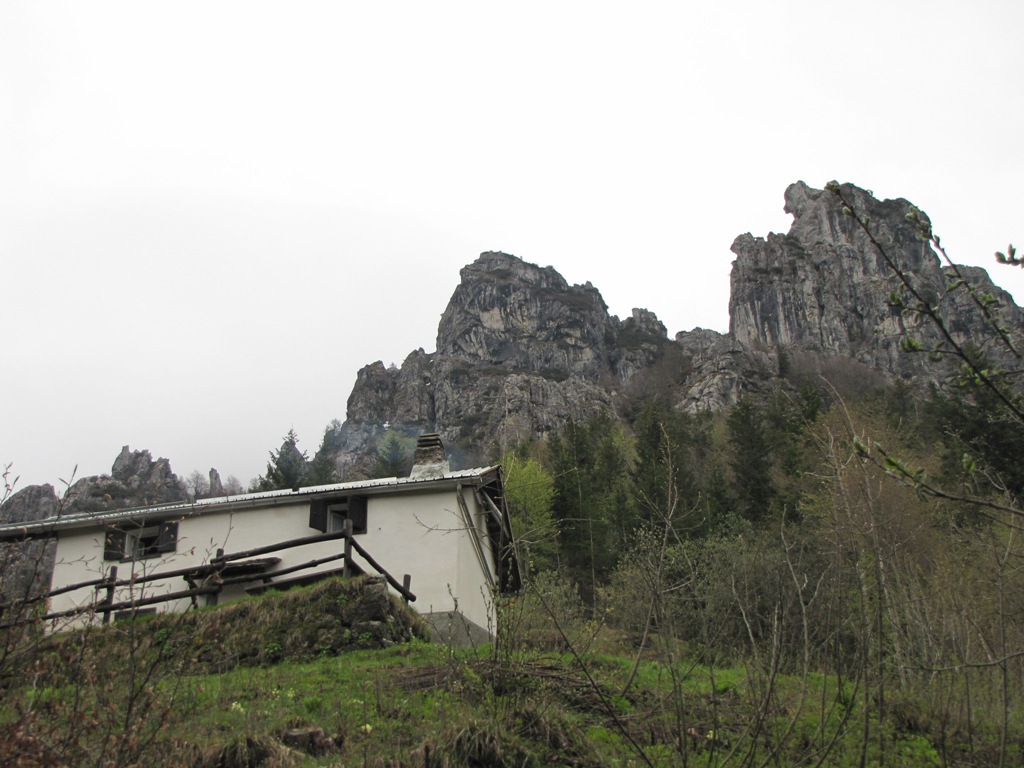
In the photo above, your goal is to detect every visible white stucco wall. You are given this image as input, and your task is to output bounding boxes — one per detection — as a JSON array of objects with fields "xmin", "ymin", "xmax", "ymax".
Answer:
[
  {"xmin": 47, "ymin": 484, "xmax": 500, "ymax": 633},
  {"xmin": 454, "ymin": 489, "xmax": 499, "ymax": 636}
]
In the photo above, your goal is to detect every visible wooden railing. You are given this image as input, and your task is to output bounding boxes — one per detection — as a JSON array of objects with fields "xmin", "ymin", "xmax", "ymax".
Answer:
[{"xmin": 0, "ymin": 521, "xmax": 415, "ymax": 628}]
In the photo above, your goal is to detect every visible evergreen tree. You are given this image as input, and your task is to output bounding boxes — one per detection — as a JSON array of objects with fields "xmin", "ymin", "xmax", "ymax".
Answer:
[
  {"xmin": 727, "ymin": 397, "xmax": 776, "ymax": 520},
  {"xmin": 373, "ymin": 430, "xmax": 416, "ymax": 477},
  {"xmin": 306, "ymin": 420, "xmax": 344, "ymax": 485},
  {"xmin": 254, "ymin": 429, "xmax": 309, "ymax": 491},
  {"xmin": 631, "ymin": 403, "xmax": 701, "ymax": 534},
  {"xmin": 761, "ymin": 387, "xmax": 819, "ymax": 516},
  {"xmin": 925, "ymin": 375, "xmax": 1024, "ymax": 504},
  {"xmin": 305, "ymin": 448, "xmax": 338, "ymax": 486},
  {"xmin": 549, "ymin": 412, "xmax": 634, "ymax": 604}
]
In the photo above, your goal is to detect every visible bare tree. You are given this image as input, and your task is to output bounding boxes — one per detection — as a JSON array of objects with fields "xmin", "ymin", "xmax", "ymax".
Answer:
[{"xmin": 185, "ymin": 469, "xmax": 210, "ymax": 501}]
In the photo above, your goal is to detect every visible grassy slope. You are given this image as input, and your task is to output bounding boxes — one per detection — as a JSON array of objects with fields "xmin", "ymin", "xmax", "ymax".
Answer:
[{"xmin": 0, "ymin": 576, "xmax": 1016, "ymax": 767}]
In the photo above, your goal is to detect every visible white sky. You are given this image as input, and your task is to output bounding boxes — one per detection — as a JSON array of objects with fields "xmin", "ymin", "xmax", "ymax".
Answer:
[{"xmin": 2, "ymin": 1, "xmax": 1022, "ymax": 491}]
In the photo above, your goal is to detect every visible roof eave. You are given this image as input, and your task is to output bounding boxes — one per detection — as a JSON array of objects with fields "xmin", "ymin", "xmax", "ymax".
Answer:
[{"xmin": 0, "ymin": 466, "xmax": 501, "ymax": 540}]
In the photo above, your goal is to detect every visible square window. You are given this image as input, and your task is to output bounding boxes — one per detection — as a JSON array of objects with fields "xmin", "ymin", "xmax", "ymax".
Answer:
[
  {"xmin": 129, "ymin": 527, "xmax": 162, "ymax": 559},
  {"xmin": 311, "ymin": 496, "xmax": 367, "ymax": 535},
  {"xmin": 105, "ymin": 521, "xmax": 178, "ymax": 560},
  {"xmin": 329, "ymin": 503, "xmax": 367, "ymax": 535}
]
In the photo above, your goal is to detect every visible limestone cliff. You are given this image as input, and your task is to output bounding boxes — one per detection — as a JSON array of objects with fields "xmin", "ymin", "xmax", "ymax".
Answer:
[
  {"xmin": 327, "ymin": 251, "xmax": 678, "ymax": 477},
  {"xmin": 0, "ymin": 446, "xmax": 187, "ymax": 522},
  {"xmin": 437, "ymin": 251, "xmax": 616, "ymax": 376},
  {"xmin": 729, "ymin": 181, "xmax": 1023, "ymax": 382},
  {"xmin": 0, "ymin": 484, "xmax": 59, "ymax": 601},
  {"xmin": 323, "ymin": 182, "xmax": 1023, "ymax": 475},
  {"xmin": 7, "ymin": 182, "xmax": 1016, "ymax": 495},
  {"xmin": 62, "ymin": 446, "xmax": 188, "ymax": 513}
]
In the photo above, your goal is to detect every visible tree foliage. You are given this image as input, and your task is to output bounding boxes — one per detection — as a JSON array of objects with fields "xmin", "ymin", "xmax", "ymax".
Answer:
[
  {"xmin": 548, "ymin": 412, "xmax": 634, "ymax": 604},
  {"xmin": 253, "ymin": 429, "xmax": 308, "ymax": 491},
  {"xmin": 185, "ymin": 469, "xmax": 210, "ymax": 500},
  {"xmin": 501, "ymin": 451, "xmax": 558, "ymax": 577},
  {"xmin": 306, "ymin": 421, "xmax": 344, "ymax": 486},
  {"xmin": 372, "ymin": 430, "xmax": 416, "ymax": 478},
  {"xmin": 727, "ymin": 397, "xmax": 776, "ymax": 520}
]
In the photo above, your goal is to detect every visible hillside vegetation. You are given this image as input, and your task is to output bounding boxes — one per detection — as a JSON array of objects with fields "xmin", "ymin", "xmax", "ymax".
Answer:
[
  {"xmin": 5, "ymin": 351, "xmax": 1024, "ymax": 766},
  {"xmin": 2, "ymin": 565, "xmax": 1015, "ymax": 767},
  {"xmin": 3, "ymin": 184, "xmax": 1024, "ymax": 765}
]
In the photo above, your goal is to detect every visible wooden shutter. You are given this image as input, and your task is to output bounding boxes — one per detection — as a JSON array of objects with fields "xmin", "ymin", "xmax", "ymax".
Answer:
[
  {"xmin": 349, "ymin": 496, "xmax": 368, "ymax": 534},
  {"xmin": 104, "ymin": 529, "xmax": 127, "ymax": 561},
  {"xmin": 156, "ymin": 522, "xmax": 178, "ymax": 553},
  {"xmin": 309, "ymin": 499, "xmax": 328, "ymax": 532}
]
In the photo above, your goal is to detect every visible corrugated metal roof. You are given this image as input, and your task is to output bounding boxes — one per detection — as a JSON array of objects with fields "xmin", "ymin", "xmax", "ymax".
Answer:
[{"xmin": 0, "ymin": 466, "xmax": 500, "ymax": 538}]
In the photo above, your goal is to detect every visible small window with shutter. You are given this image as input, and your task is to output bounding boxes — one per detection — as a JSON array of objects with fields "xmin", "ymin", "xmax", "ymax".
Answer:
[
  {"xmin": 104, "ymin": 521, "xmax": 178, "ymax": 560},
  {"xmin": 309, "ymin": 496, "xmax": 367, "ymax": 535},
  {"xmin": 104, "ymin": 529, "xmax": 127, "ymax": 561}
]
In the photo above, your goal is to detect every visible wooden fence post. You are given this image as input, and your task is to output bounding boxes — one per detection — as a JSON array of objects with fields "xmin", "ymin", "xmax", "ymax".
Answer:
[
  {"xmin": 342, "ymin": 518, "xmax": 353, "ymax": 578},
  {"xmin": 208, "ymin": 549, "xmax": 226, "ymax": 606},
  {"xmin": 402, "ymin": 574, "xmax": 412, "ymax": 604},
  {"xmin": 102, "ymin": 565, "xmax": 117, "ymax": 625}
]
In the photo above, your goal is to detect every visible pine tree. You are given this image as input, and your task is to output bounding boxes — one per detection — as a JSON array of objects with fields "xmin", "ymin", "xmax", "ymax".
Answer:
[
  {"xmin": 254, "ymin": 429, "xmax": 309, "ymax": 491},
  {"xmin": 631, "ymin": 403, "xmax": 701, "ymax": 533},
  {"xmin": 727, "ymin": 398, "xmax": 775, "ymax": 520},
  {"xmin": 550, "ymin": 412, "xmax": 634, "ymax": 604},
  {"xmin": 372, "ymin": 430, "xmax": 416, "ymax": 477},
  {"xmin": 306, "ymin": 421, "xmax": 344, "ymax": 485}
]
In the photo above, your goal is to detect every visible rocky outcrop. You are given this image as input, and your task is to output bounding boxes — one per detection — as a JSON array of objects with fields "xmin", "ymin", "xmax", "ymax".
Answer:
[
  {"xmin": 672, "ymin": 328, "xmax": 775, "ymax": 413},
  {"xmin": 208, "ymin": 468, "xmax": 225, "ymax": 497},
  {"xmin": 64, "ymin": 446, "xmax": 187, "ymax": 513},
  {"xmin": 611, "ymin": 308, "xmax": 673, "ymax": 383},
  {"xmin": 0, "ymin": 448, "xmax": 188, "ymax": 601},
  {"xmin": 729, "ymin": 181, "xmax": 1023, "ymax": 382},
  {"xmin": 0, "ymin": 448, "xmax": 187, "ymax": 521},
  {"xmin": 9, "ymin": 182, "xmax": 1014, "ymax": 497},
  {"xmin": 0, "ymin": 483, "xmax": 59, "ymax": 524},
  {"xmin": 325, "ymin": 182, "xmax": 1024, "ymax": 475},
  {"xmin": 0, "ymin": 484, "xmax": 60, "ymax": 602},
  {"xmin": 436, "ymin": 251, "xmax": 616, "ymax": 377},
  {"xmin": 330, "ymin": 251, "xmax": 684, "ymax": 475}
]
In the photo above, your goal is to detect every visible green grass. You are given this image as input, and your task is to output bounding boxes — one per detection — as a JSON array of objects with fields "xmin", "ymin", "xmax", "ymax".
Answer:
[{"xmin": 1, "ymin": 580, "xmax": 1020, "ymax": 766}]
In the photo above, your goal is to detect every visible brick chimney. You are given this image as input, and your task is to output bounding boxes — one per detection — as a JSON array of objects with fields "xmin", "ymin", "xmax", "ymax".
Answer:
[{"xmin": 409, "ymin": 433, "xmax": 450, "ymax": 479}]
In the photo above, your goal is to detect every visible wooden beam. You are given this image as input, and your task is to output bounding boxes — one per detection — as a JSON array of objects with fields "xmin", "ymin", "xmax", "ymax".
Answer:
[
  {"xmin": 213, "ymin": 528, "xmax": 349, "ymax": 562},
  {"xmin": 347, "ymin": 536, "xmax": 417, "ymax": 601}
]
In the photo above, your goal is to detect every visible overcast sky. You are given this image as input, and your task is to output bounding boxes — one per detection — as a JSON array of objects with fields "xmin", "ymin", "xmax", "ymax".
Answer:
[{"xmin": 2, "ymin": 1, "xmax": 1022, "ymax": 491}]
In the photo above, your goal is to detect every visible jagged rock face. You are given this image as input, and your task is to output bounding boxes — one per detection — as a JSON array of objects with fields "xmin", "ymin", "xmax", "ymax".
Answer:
[
  {"xmin": 430, "ymin": 363, "xmax": 614, "ymax": 450},
  {"xmin": 0, "ymin": 485, "xmax": 59, "ymax": 600},
  {"xmin": 673, "ymin": 328, "xmax": 775, "ymax": 412},
  {"xmin": 1, "ymin": 447, "xmax": 187, "ymax": 521},
  {"xmin": 0, "ymin": 483, "xmax": 59, "ymax": 524},
  {"xmin": 941, "ymin": 265, "xmax": 1021, "ymax": 354},
  {"xmin": 67, "ymin": 446, "xmax": 187, "ymax": 513},
  {"xmin": 0, "ymin": 536, "xmax": 55, "ymax": 602},
  {"xmin": 436, "ymin": 251, "xmax": 616, "ymax": 377},
  {"xmin": 0, "ymin": 449, "xmax": 187, "ymax": 601},
  {"xmin": 610, "ymin": 308, "xmax": 671, "ymax": 383},
  {"xmin": 329, "ymin": 182, "xmax": 1024, "ymax": 476},
  {"xmin": 335, "ymin": 252, "xmax": 674, "ymax": 473},
  {"xmin": 729, "ymin": 181, "xmax": 1023, "ymax": 381},
  {"xmin": 209, "ymin": 468, "xmax": 225, "ymax": 497},
  {"xmin": 334, "ymin": 353, "xmax": 435, "ymax": 478},
  {"xmin": 346, "ymin": 362, "xmax": 400, "ymax": 423},
  {"xmin": 392, "ymin": 349, "xmax": 437, "ymax": 427}
]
